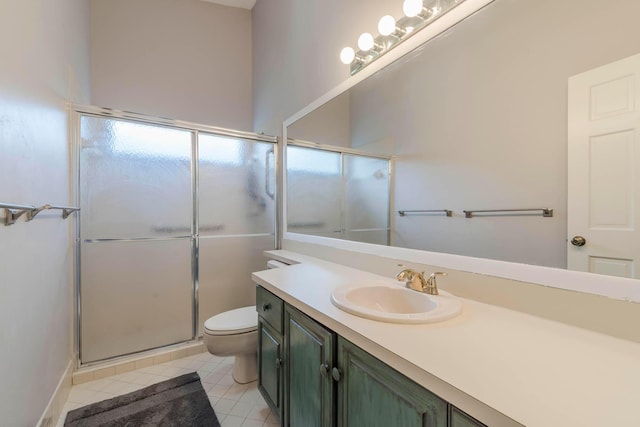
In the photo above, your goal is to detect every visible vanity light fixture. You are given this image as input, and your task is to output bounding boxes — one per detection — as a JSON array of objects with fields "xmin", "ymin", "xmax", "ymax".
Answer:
[
  {"xmin": 403, "ymin": 0, "xmax": 425, "ymax": 17},
  {"xmin": 340, "ymin": 47, "xmax": 357, "ymax": 65},
  {"xmin": 357, "ymin": 33, "xmax": 376, "ymax": 51},
  {"xmin": 340, "ymin": 0, "xmax": 462, "ymax": 75},
  {"xmin": 378, "ymin": 15, "xmax": 402, "ymax": 37}
]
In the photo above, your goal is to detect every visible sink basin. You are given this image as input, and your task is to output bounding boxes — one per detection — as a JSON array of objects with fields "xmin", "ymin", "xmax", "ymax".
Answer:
[{"xmin": 330, "ymin": 283, "xmax": 462, "ymax": 324}]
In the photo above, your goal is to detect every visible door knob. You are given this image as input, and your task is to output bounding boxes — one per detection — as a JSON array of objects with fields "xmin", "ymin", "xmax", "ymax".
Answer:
[{"xmin": 571, "ymin": 236, "xmax": 586, "ymax": 247}]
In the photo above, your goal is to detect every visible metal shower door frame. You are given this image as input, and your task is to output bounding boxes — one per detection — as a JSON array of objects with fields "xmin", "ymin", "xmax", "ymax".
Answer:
[{"xmin": 70, "ymin": 105, "xmax": 278, "ymax": 368}]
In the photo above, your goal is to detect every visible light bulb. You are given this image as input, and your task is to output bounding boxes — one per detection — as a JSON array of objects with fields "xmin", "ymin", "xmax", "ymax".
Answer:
[
  {"xmin": 340, "ymin": 47, "xmax": 355, "ymax": 64},
  {"xmin": 378, "ymin": 15, "xmax": 396, "ymax": 36},
  {"xmin": 358, "ymin": 32, "xmax": 375, "ymax": 51},
  {"xmin": 403, "ymin": 0, "xmax": 423, "ymax": 17}
]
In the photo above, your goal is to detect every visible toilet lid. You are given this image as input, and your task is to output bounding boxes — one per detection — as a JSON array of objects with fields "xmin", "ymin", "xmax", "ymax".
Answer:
[{"xmin": 204, "ymin": 306, "xmax": 257, "ymax": 335}]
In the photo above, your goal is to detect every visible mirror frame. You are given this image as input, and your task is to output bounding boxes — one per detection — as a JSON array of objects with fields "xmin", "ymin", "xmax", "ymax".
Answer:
[{"xmin": 280, "ymin": 0, "xmax": 640, "ymax": 303}]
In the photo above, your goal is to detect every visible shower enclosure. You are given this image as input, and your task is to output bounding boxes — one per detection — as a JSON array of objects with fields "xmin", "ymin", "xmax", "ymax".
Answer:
[{"xmin": 74, "ymin": 107, "xmax": 276, "ymax": 364}]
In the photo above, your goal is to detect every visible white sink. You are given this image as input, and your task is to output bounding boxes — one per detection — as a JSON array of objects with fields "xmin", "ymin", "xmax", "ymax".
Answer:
[{"xmin": 330, "ymin": 283, "xmax": 462, "ymax": 324}]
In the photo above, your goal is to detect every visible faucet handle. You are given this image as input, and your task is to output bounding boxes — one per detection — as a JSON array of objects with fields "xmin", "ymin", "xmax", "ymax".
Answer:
[
  {"xmin": 396, "ymin": 264, "xmax": 412, "ymax": 278},
  {"xmin": 425, "ymin": 272, "xmax": 447, "ymax": 295}
]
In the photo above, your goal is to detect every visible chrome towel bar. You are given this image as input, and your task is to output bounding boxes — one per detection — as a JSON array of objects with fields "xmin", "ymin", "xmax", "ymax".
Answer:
[
  {"xmin": 398, "ymin": 210, "xmax": 452, "ymax": 217},
  {"xmin": 1, "ymin": 202, "xmax": 80, "ymax": 226},
  {"xmin": 463, "ymin": 208, "xmax": 553, "ymax": 218}
]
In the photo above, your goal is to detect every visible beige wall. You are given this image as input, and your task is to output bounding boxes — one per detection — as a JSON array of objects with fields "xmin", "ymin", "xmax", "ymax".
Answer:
[
  {"xmin": 252, "ymin": 0, "xmax": 403, "ymax": 135},
  {"xmin": 287, "ymin": 91, "xmax": 351, "ymax": 147},
  {"xmin": 0, "ymin": 0, "xmax": 91, "ymax": 425},
  {"xmin": 91, "ymin": 0, "xmax": 252, "ymax": 130}
]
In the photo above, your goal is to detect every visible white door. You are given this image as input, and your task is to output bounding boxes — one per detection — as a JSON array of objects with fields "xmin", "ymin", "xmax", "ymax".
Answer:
[{"xmin": 568, "ymin": 53, "xmax": 640, "ymax": 278}]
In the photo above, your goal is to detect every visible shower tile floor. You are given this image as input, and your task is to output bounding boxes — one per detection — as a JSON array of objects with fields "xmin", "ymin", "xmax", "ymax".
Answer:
[{"xmin": 57, "ymin": 352, "xmax": 279, "ymax": 427}]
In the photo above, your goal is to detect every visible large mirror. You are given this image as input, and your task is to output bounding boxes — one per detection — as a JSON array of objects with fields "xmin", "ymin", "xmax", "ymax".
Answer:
[{"xmin": 284, "ymin": 0, "xmax": 640, "ymax": 281}]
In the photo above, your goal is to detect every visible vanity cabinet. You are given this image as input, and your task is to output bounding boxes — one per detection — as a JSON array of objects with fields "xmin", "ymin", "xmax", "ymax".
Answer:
[
  {"xmin": 257, "ymin": 286, "xmax": 284, "ymax": 418},
  {"xmin": 284, "ymin": 305, "xmax": 334, "ymax": 427},
  {"xmin": 256, "ymin": 286, "xmax": 486, "ymax": 427},
  {"xmin": 336, "ymin": 337, "xmax": 447, "ymax": 427}
]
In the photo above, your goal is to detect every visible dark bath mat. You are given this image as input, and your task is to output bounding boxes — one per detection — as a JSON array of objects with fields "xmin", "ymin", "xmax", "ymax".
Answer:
[{"xmin": 64, "ymin": 372, "xmax": 220, "ymax": 427}]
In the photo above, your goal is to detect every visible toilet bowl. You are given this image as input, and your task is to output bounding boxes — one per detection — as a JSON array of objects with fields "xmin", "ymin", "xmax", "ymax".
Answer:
[{"xmin": 203, "ymin": 306, "xmax": 258, "ymax": 384}]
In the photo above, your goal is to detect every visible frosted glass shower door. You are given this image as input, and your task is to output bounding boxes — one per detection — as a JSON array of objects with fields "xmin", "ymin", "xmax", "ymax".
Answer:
[
  {"xmin": 198, "ymin": 134, "xmax": 276, "ymax": 332},
  {"xmin": 79, "ymin": 116, "xmax": 194, "ymax": 363},
  {"xmin": 343, "ymin": 155, "xmax": 390, "ymax": 245}
]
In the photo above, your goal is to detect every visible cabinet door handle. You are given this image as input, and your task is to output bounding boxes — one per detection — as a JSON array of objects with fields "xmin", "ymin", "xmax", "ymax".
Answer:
[
  {"xmin": 275, "ymin": 357, "xmax": 282, "ymax": 368},
  {"xmin": 320, "ymin": 363, "xmax": 329, "ymax": 377},
  {"xmin": 262, "ymin": 303, "xmax": 271, "ymax": 311},
  {"xmin": 332, "ymin": 367, "xmax": 342, "ymax": 382}
]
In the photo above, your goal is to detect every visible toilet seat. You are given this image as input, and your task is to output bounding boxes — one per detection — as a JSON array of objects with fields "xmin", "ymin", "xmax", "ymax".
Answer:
[{"xmin": 204, "ymin": 306, "xmax": 257, "ymax": 336}]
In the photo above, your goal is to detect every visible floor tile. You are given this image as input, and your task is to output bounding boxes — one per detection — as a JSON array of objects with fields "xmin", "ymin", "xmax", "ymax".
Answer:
[
  {"xmin": 246, "ymin": 402, "xmax": 271, "ymax": 421},
  {"xmin": 229, "ymin": 401, "xmax": 254, "ymax": 418},
  {"xmin": 57, "ymin": 355, "xmax": 271, "ymax": 427},
  {"xmin": 206, "ymin": 383, "xmax": 232, "ymax": 397},
  {"xmin": 214, "ymin": 397, "xmax": 240, "ymax": 415},
  {"xmin": 266, "ymin": 412, "xmax": 280, "ymax": 424},
  {"xmin": 240, "ymin": 418, "xmax": 264, "ymax": 427},
  {"xmin": 221, "ymin": 415, "xmax": 245, "ymax": 427}
]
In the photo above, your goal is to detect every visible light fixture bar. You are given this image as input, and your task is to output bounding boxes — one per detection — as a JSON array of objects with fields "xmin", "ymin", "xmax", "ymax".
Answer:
[{"xmin": 341, "ymin": 0, "xmax": 466, "ymax": 75}]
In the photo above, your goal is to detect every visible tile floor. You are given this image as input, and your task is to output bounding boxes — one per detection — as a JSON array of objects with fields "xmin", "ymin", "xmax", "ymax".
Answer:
[{"xmin": 57, "ymin": 352, "xmax": 279, "ymax": 427}]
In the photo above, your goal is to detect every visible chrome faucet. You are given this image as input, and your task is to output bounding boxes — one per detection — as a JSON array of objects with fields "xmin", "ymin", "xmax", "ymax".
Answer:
[{"xmin": 396, "ymin": 265, "xmax": 447, "ymax": 295}]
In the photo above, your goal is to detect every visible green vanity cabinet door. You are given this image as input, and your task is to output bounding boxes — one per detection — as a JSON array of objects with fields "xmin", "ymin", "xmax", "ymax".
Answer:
[
  {"xmin": 449, "ymin": 406, "xmax": 487, "ymax": 427},
  {"xmin": 284, "ymin": 305, "xmax": 335, "ymax": 427},
  {"xmin": 258, "ymin": 318, "xmax": 283, "ymax": 418},
  {"xmin": 336, "ymin": 337, "xmax": 447, "ymax": 427}
]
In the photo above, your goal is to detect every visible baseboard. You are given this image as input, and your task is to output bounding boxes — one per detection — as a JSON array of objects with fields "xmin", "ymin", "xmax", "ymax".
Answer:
[
  {"xmin": 72, "ymin": 341, "xmax": 205, "ymax": 385},
  {"xmin": 37, "ymin": 359, "xmax": 73, "ymax": 427}
]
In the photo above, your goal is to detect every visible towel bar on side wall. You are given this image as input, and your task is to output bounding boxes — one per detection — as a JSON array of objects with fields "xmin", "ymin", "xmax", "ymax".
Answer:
[
  {"xmin": 398, "ymin": 210, "xmax": 452, "ymax": 217},
  {"xmin": 0, "ymin": 202, "xmax": 80, "ymax": 226},
  {"xmin": 462, "ymin": 208, "xmax": 553, "ymax": 218}
]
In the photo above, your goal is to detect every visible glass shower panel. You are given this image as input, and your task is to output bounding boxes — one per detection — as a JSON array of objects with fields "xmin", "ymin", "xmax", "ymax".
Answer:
[
  {"xmin": 197, "ymin": 134, "xmax": 276, "ymax": 333},
  {"xmin": 287, "ymin": 146, "xmax": 342, "ymax": 236},
  {"xmin": 198, "ymin": 235, "xmax": 275, "ymax": 334},
  {"xmin": 198, "ymin": 134, "xmax": 275, "ymax": 236},
  {"xmin": 343, "ymin": 155, "xmax": 390, "ymax": 244},
  {"xmin": 80, "ymin": 116, "xmax": 193, "ymax": 240},
  {"xmin": 81, "ymin": 239, "xmax": 193, "ymax": 363}
]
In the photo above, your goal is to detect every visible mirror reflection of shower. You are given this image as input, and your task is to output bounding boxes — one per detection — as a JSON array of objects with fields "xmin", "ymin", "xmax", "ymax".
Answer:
[{"xmin": 286, "ymin": 144, "xmax": 391, "ymax": 245}]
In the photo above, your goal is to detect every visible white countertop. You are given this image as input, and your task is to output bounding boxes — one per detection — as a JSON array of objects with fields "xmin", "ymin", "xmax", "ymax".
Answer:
[{"xmin": 252, "ymin": 251, "xmax": 640, "ymax": 427}]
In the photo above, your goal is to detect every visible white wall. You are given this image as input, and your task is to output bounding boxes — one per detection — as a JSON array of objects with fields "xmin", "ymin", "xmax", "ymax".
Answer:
[
  {"xmin": 0, "ymin": 0, "xmax": 91, "ymax": 425},
  {"xmin": 91, "ymin": 0, "xmax": 253, "ymax": 130}
]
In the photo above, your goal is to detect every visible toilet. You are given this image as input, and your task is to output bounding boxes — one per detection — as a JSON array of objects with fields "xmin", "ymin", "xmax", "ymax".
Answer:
[
  {"xmin": 204, "ymin": 259, "xmax": 288, "ymax": 384},
  {"xmin": 203, "ymin": 306, "xmax": 258, "ymax": 384}
]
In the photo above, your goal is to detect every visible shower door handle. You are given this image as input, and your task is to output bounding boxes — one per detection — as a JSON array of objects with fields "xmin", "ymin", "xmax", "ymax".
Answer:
[{"xmin": 265, "ymin": 149, "xmax": 275, "ymax": 200}]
